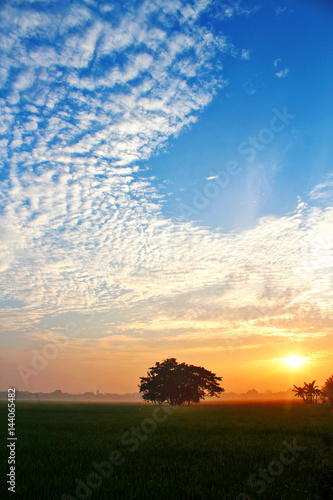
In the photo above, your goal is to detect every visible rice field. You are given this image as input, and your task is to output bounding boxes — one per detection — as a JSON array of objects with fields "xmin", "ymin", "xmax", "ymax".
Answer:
[{"xmin": 0, "ymin": 401, "xmax": 332, "ymax": 499}]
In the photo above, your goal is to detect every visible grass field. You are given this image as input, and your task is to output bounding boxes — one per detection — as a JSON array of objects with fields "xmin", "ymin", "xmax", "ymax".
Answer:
[{"xmin": 0, "ymin": 401, "xmax": 332, "ymax": 499}]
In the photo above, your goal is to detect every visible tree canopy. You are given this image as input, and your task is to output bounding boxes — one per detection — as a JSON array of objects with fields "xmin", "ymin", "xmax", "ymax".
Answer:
[
  {"xmin": 321, "ymin": 375, "xmax": 333, "ymax": 403},
  {"xmin": 292, "ymin": 380, "xmax": 322, "ymax": 404},
  {"xmin": 139, "ymin": 358, "xmax": 224, "ymax": 405}
]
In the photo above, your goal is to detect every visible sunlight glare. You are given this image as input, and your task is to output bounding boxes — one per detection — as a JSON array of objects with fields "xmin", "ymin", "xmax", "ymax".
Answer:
[{"xmin": 285, "ymin": 356, "xmax": 307, "ymax": 368}]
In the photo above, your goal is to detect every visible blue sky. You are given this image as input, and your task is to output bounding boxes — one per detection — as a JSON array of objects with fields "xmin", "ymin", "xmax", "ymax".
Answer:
[
  {"xmin": 142, "ymin": 0, "xmax": 333, "ymax": 230},
  {"xmin": 0, "ymin": 0, "xmax": 332, "ymax": 393}
]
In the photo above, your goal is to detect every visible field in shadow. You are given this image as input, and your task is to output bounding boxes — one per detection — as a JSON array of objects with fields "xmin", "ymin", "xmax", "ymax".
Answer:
[{"xmin": 0, "ymin": 402, "xmax": 332, "ymax": 499}]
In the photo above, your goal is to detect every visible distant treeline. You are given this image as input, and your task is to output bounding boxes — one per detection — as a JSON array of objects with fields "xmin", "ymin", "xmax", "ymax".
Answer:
[
  {"xmin": 0, "ymin": 390, "xmax": 142, "ymax": 401},
  {"xmin": 0, "ymin": 388, "xmax": 296, "ymax": 402}
]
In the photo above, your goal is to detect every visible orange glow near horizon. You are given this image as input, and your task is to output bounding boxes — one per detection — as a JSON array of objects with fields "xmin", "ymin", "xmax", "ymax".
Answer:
[{"xmin": 2, "ymin": 341, "xmax": 332, "ymax": 396}]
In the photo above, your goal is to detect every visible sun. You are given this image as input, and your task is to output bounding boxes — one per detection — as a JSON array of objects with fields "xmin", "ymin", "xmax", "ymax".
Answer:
[{"xmin": 284, "ymin": 356, "xmax": 307, "ymax": 368}]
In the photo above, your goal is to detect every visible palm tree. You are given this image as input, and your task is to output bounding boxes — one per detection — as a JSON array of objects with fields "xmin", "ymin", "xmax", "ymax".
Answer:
[
  {"xmin": 304, "ymin": 380, "xmax": 319, "ymax": 404},
  {"xmin": 314, "ymin": 388, "xmax": 322, "ymax": 404},
  {"xmin": 293, "ymin": 384, "xmax": 306, "ymax": 403},
  {"xmin": 293, "ymin": 381, "xmax": 322, "ymax": 404}
]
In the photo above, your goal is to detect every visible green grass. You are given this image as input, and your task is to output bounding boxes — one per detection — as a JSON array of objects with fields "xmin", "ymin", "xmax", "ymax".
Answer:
[{"xmin": 0, "ymin": 402, "xmax": 332, "ymax": 499}]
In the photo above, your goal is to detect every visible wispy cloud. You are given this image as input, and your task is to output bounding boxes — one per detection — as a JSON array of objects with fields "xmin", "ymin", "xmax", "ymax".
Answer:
[
  {"xmin": 210, "ymin": 1, "xmax": 261, "ymax": 20},
  {"xmin": 273, "ymin": 58, "xmax": 289, "ymax": 78},
  {"xmin": 243, "ymin": 81, "xmax": 256, "ymax": 95},
  {"xmin": 275, "ymin": 68, "xmax": 290, "ymax": 78},
  {"xmin": 240, "ymin": 48, "xmax": 251, "ymax": 60},
  {"xmin": 309, "ymin": 174, "xmax": 333, "ymax": 200},
  {"xmin": 275, "ymin": 6, "xmax": 288, "ymax": 16}
]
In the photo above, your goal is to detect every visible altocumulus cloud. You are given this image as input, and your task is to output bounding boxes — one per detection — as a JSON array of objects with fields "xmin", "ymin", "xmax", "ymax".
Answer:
[{"xmin": 0, "ymin": 0, "xmax": 332, "ymax": 348}]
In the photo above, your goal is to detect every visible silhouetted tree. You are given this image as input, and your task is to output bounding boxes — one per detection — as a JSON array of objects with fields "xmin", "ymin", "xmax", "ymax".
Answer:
[
  {"xmin": 304, "ymin": 380, "xmax": 318, "ymax": 403},
  {"xmin": 292, "ymin": 385, "xmax": 306, "ymax": 403},
  {"xmin": 321, "ymin": 375, "xmax": 333, "ymax": 404},
  {"xmin": 139, "ymin": 358, "xmax": 224, "ymax": 405},
  {"xmin": 314, "ymin": 388, "xmax": 322, "ymax": 404},
  {"xmin": 293, "ymin": 380, "xmax": 322, "ymax": 404}
]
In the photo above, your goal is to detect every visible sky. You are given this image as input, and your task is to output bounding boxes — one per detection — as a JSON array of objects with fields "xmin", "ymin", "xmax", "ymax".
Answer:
[{"xmin": 0, "ymin": 0, "xmax": 332, "ymax": 395}]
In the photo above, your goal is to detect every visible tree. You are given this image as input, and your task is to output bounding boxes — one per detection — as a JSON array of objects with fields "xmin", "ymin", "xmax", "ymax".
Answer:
[
  {"xmin": 304, "ymin": 380, "xmax": 319, "ymax": 403},
  {"xmin": 321, "ymin": 375, "xmax": 333, "ymax": 403},
  {"xmin": 293, "ymin": 380, "xmax": 322, "ymax": 404},
  {"xmin": 292, "ymin": 385, "xmax": 306, "ymax": 404},
  {"xmin": 314, "ymin": 388, "xmax": 322, "ymax": 404},
  {"xmin": 139, "ymin": 358, "xmax": 224, "ymax": 405}
]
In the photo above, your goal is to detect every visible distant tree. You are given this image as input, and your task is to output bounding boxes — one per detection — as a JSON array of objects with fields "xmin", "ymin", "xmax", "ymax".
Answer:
[
  {"xmin": 293, "ymin": 380, "xmax": 322, "ymax": 404},
  {"xmin": 293, "ymin": 385, "xmax": 306, "ymax": 403},
  {"xmin": 139, "ymin": 358, "xmax": 224, "ymax": 405},
  {"xmin": 321, "ymin": 375, "xmax": 333, "ymax": 404},
  {"xmin": 314, "ymin": 388, "xmax": 322, "ymax": 403},
  {"xmin": 304, "ymin": 380, "xmax": 319, "ymax": 403}
]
